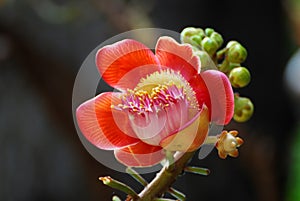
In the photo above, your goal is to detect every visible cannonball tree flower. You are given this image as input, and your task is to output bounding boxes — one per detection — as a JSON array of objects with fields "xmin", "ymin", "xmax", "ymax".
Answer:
[{"xmin": 76, "ymin": 36, "xmax": 234, "ymax": 167}]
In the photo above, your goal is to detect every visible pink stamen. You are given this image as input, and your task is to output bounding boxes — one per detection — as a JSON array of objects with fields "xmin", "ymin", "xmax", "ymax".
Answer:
[{"xmin": 112, "ymin": 81, "xmax": 199, "ymax": 146}]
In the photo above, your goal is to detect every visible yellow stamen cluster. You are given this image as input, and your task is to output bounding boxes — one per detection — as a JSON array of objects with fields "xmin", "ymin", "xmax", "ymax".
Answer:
[{"xmin": 136, "ymin": 69, "xmax": 198, "ymax": 109}]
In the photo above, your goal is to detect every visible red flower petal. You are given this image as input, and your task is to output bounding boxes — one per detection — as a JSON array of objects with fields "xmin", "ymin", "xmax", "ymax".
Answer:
[
  {"xmin": 188, "ymin": 74, "xmax": 211, "ymax": 114},
  {"xmin": 114, "ymin": 141, "xmax": 165, "ymax": 167},
  {"xmin": 155, "ymin": 36, "xmax": 200, "ymax": 81},
  {"xmin": 96, "ymin": 39, "xmax": 160, "ymax": 91},
  {"xmin": 200, "ymin": 70, "xmax": 234, "ymax": 125},
  {"xmin": 76, "ymin": 92, "xmax": 139, "ymax": 150}
]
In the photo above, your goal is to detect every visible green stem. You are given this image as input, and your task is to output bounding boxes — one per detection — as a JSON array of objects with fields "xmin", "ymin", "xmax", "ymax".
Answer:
[
  {"xmin": 216, "ymin": 47, "xmax": 228, "ymax": 61},
  {"xmin": 168, "ymin": 187, "xmax": 186, "ymax": 201},
  {"xmin": 99, "ymin": 176, "xmax": 138, "ymax": 200},
  {"xmin": 204, "ymin": 136, "xmax": 218, "ymax": 145},
  {"xmin": 184, "ymin": 166, "xmax": 210, "ymax": 176},
  {"xmin": 165, "ymin": 151, "xmax": 175, "ymax": 171},
  {"xmin": 112, "ymin": 195, "xmax": 122, "ymax": 201},
  {"xmin": 126, "ymin": 167, "xmax": 148, "ymax": 186},
  {"xmin": 218, "ymin": 59, "xmax": 230, "ymax": 73}
]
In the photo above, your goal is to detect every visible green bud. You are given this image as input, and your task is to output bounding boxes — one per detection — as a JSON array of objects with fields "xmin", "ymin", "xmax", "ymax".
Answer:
[
  {"xmin": 205, "ymin": 28, "xmax": 214, "ymax": 37},
  {"xmin": 112, "ymin": 196, "xmax": 122, "ymax": 201},
  {"xmin": 234, "ymin": 94, "xmax": 254, "ymax": 122},
  {"xmin": 229, "ymin": 67, "xmax": 251, "ymax": 88},
  {"xmin": 198, "ymin": 29, "xmax": 206, "ymax": 38},
  {"xmin": 190, "ymin": 35, "xmax": 203, "ymax": 46},
  {"xmin": 227, "ymin": 43, "xmax": 247, "ymax": 63},
  {"xmin": 226, "ymin": 40, "xmax": 239, "ymax": 48},
  {"xmin": 194, "ymin": 50, "xmax": 216, "ymax": 71},
  {"xmin": 201, "ymin": 37, "xmax": 219, "ymax": 55},
  {"xmin": 210, "ymin": 32, "xmax": 223, "ymax": 47},
  {"xmin": 180, "ymin": 27, "xmax": 204, "ymax": 44}
]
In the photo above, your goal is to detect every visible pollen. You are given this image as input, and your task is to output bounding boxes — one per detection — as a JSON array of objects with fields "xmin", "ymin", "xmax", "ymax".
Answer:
[{"xmin": 136, "ymin": 69, "xmax": 199, "ymax": 109}]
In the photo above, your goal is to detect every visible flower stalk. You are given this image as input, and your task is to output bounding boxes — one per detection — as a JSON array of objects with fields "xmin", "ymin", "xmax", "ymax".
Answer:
[
  {"xmin": 136, "ymin": 151, "xmax": 195, "ymax": 201},
  {"xmin": 184, "ymin": 166, "xmax": 210, "ymax": 176},
  {"xmin": 168, "ymin": 187, "xmax": 186, "ymax": 201},
  {"xmin": 126, "ymin": 167, "xmax": 148, "ymax": 187},
  {"xmin": 99, "ymin": 176, "xmax": 138, "ymax": 200}
]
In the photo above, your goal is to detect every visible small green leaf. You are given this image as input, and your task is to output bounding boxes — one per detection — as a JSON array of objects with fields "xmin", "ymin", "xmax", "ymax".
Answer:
[{"xmin": 184, "ymin": 166, "xmax": 210, "ymax": 176}]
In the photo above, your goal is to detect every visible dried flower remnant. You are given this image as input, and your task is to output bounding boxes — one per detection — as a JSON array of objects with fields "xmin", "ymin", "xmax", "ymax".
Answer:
[{"xmin": 216, "ymin": 130, "xmax": 244, "ymax": 159}]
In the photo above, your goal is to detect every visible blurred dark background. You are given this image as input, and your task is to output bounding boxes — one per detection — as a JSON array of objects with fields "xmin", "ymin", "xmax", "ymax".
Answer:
[{"xmin": 0, "ymin": 0, "xmax": 299, "ymax": 201}]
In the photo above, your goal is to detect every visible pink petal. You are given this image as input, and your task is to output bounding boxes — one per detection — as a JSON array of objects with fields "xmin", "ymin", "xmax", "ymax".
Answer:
[
  {"xmin": 160, "ymin": 105, "xmax": 209, "ymax": 152},
  {"xmin": 96, "ymin": 39, "xmax": 160, "ymax": 91},
  {"xmin": 114, "ymin": 141, "xmax": 165, "ymax": 167},
  {"xmin": 200, "ymin": 70, "xmax": 234, "ymax": 125},
  {"xmin": 130, "ymin": 96, "xmax": 191, "ymax": 146},
  {"xmin": 188, "ymin": 74, "xmax": 211, "ymax": 114},
  {"xmin": 76, "ymin": 92, "xmax": 139, "ymax": 150},
  {"xmin": 155, "ymin": 36, "xmax": 200, "ymax": 81}
]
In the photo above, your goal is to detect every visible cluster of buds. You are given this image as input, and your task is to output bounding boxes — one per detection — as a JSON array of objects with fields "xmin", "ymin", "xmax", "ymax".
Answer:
[{"xmin": 181, "ymin": 27, "xmax": 254, "ymax": 123}]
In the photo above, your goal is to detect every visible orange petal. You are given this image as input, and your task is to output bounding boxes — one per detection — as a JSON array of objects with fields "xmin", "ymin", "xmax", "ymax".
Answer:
[
  {"xmin": 114, "ymin": 141, "xmax": 165, "ymax": 167},
  {"xmin": 160, "ymin": 105, "xmax": 209, "ymax": 152},
  {"xmin": 76, "ymin": 92, "xmax": 139, "ymax": 150},
  {"xmin": 96, "ymin": 39, "xmax": 160, "ymax": 91},
  {"xmin": 156, "ymin": 36, "xmax": 200, "ymax": 81},
  {"xmin": 229, "ymin": 149, "xmax": 239, "ymax": 158}
]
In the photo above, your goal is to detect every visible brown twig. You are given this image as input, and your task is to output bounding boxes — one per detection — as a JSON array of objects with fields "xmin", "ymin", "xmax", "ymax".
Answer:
[{"xmin": 135, "ymin": 152, "xmax": 195, "ymax": 201}]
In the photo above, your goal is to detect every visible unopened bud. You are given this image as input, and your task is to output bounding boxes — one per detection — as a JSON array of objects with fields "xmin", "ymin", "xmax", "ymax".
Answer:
[
  {"xmin": 210, "ymin": 32, "xmax": 223, "ymax": 47},
  {"xmin": 226, "ymin": 40, "xmax": 239, "ymax": 48},
  {"xmin": 229, "ymin": 67, "xmax": 251, "ymax": 88},
  {"xmin": 194, "ymin": 50, "xmax": 216, "ymax": 71},
  {"xmin": 205, "ymin": 28, "xmax": 214, "ymax": 37},
  {"xmin": 234, "ymin": 94, "xmax": 254, "ymax": 122},
  {"xmin": 190, "ymin": 35, "xmax": 203, "ymax": 46},
  {"xmin": 180, "ymin": 27, "xmax": 204, "ymax": 44},
  {"xmin": 201, "ymin": 37, "xmax": 218, "ymax": 55},
  {"xmin": 227, "ymin": 43, "xmax": 247, "ymax": 63}
]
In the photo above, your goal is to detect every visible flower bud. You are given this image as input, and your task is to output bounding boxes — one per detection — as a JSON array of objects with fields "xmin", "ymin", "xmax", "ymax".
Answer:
[
  {"xmin": 226, "ymin": 40, "xmax": 239, "ymax": 48},
  {"xmin": 190, "ymin": 35, "xmax": 203, "ymax": 46},
  {"xmin": 234, "ymin": 94, "xmax": 254, "ymax": 122},
  {"xmin": 210, "ymin": 32, "xmax": 223, "ymax": 47},
  {"xmin": 205, "ymin": 28, "xmax": 214, "ymax": 37},
  {"xmin": 194, "ymin": 50, "xmax": 215, "ymax": 71},
  {"xmin": 180, "ymin": 27, "xmax": 204, "ymax": 44},
  {"xmin": 201, "ymin": 37, "xmax": 218, "ymax": 55},
  {"xmin": 227, "ymin": 43, "xmax": 247, "ymax": 63},
  {"xmin": 229, "ymin": 67, "xmax": 251, "ymax": 88}
]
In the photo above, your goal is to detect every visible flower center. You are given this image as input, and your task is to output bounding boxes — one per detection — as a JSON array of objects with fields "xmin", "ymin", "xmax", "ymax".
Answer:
[
  {"xmin": 115, "ymin": 69, "xmax": 199, "ymax": 114},
  {"xmin": 112, "ymin": 70, "xmax": 199, "ymax": 145},
  {"xmin": 136, "ymin": 69, "xmax": 198, "ymax": 109}
]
